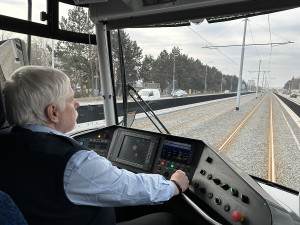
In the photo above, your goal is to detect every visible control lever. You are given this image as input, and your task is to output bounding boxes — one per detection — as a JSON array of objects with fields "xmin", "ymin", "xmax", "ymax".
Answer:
[{"xmin": 182, "ymin": 193, "xmax": 222, "ymax": 225}]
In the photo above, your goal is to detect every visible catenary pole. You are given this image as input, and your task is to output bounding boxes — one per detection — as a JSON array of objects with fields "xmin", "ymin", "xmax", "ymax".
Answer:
[{"xmin": 236, "ymin": 18, "xmax": 248, "ymax": 111}]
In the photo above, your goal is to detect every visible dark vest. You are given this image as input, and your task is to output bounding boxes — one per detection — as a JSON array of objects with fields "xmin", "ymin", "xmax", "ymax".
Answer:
[{"xmin": 0, "ymin": 126, "xmax": 115, "ymax": 225}]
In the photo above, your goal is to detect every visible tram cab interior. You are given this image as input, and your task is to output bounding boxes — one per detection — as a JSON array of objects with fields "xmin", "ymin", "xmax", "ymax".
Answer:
[{"xmin": 1, "ymin": 0, "xmax": 300, "ymax": 224}]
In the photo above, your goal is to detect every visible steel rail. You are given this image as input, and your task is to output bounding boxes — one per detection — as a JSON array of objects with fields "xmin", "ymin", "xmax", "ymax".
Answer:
[{"xmin": 218, "ymin": 94, "xmax": 268, "ymax": 153}]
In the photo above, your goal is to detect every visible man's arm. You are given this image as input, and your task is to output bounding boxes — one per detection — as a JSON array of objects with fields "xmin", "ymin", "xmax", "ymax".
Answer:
[{"xmin": 64, "ymin": 150, "xmax": 189, "ymax": 207}]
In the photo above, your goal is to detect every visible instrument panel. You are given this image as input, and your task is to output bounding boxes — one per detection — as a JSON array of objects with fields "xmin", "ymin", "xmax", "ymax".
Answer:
[{"xmin": 73, "ymin": 125, "xmax": 295, "ymax": 225}]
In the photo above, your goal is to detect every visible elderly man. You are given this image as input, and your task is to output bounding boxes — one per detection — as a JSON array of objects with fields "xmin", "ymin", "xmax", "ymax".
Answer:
[{"xmin": 0, "ymin": 66, "xmax": 189, "ymax": 225}]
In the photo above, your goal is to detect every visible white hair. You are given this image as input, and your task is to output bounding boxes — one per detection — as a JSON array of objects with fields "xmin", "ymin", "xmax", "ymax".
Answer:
[{"xmin": 3, "ymin": 66, "xmax": 70, "ymax": 126}]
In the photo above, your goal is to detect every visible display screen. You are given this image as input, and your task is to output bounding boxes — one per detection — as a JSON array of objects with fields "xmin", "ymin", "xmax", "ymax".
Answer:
[
  {"xmin": 118, "ymin": 135, "xmax": 151, "ymax": 166},
  {"xmin": 161, "ymin": 140, "xmax": 192, "ymax": 163}
]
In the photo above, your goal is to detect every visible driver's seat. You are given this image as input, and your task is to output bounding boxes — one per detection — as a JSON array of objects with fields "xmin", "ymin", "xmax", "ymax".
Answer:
[
  {"xmin": 0, "ymin": 191, "xmax": 28, "ymax": 225},
  {"xmin": 0, "ymin": 84, "xmax": 7, "ymax": 128},
  {"xmin": 0, "ymin": 86, "xmax": 27, "ymax": 225}
]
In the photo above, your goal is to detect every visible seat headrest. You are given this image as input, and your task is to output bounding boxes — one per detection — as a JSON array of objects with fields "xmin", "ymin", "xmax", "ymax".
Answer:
[{"xmin": 0, "ymin": 85, "xmax": 7, "ymax": 128}]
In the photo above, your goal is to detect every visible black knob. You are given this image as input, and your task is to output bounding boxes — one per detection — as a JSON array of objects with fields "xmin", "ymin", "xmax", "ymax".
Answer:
[
  {"xmin": 163, "ymin": 171, "xmax": 169, "ymax": 178},
  {"xmin": 221, "ymin": 184, "xmax": 229, "ymax": 190},
  {"xmin": 200, "ymin": 169, "xmax": 206, "ymax": 175},
  {"xmin": 206, "ymin": 157, "xmax": 213, "ymax": 163},
  {"xmin": 241, "ymin": 195, "xmax": 249, "ymax": 204},
  {"xmin": 213, "ymin": 178, "xmax": 221, "ymax": 185},
  {"xmin": 215, "ymin": 197, "xmax": 222, "ymax": 205},
  {"xmin": 193, "ymin": 182, "xmax": 199, "ymax": 188}
]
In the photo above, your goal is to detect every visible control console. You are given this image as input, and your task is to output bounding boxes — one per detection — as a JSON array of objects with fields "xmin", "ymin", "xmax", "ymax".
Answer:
[
  {"xmin": 107, "ymin": 127, "xmax": 204, "ymax": 181},
  {"xmin": 72, "ymin": 125, "xmax": 295, "ymax": 225}
]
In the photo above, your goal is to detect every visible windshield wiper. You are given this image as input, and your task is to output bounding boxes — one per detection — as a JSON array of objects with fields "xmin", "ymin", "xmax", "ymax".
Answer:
[{"xmin": 127, "ymin": 84, "xmax": 170, "ymax": 134}]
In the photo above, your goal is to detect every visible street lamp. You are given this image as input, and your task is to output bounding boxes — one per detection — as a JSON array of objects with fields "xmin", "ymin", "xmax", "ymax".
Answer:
[
  {"xmin": 220, "ymin": 68, "xmax": 227, "ymax": 93},
  {"xmin": 204, "ymin": 62, "xmax": 213, "ymax": 92},
  {"xmin": 172, "ymin": 49, "xmax": 182, "ymax": 95}
]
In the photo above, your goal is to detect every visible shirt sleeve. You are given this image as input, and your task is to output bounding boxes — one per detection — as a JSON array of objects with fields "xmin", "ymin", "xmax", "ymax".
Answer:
[{"xmin": 63, "ymin": 150, "xmax": 175, "ymax": 207}]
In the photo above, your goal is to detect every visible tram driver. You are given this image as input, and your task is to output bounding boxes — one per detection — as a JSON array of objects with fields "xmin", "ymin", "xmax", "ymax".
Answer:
[{"xmin": 0, "ymin": 66, "xmax": 190, "ymax": 225}]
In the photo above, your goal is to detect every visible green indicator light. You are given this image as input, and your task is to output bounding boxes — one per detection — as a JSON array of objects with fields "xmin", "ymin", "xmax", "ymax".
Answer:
[{"xmin": 171, "ymin": 165, "xmax": 174, "ymax": 168}]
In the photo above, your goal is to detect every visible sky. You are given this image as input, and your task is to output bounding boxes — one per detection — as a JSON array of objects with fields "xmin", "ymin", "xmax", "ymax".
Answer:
[{"xmin": 1, "ymin": 1, "xmax": 300, "ymax": 88}]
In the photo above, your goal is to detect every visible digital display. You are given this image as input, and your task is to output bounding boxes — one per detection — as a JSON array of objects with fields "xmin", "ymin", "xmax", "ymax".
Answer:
[
  {"xmin": 161, "ymin": 140, "xmax": 192, "ymax": 163},
  {"xmin": 118, "ymin": 135, "xmax": 151, "ymax": 167}
]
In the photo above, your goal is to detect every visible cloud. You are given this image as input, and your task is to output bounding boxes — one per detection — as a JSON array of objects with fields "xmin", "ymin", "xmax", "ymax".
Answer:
[{"xmin": 126, "ymin": 7, "xmax": 300, "ymax": 87}]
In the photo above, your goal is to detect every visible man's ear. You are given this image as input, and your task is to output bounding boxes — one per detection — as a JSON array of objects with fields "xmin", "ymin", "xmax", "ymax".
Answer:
[{"xmin": 45, "ymin": 104, "xmax": 59, "ymax": 124}]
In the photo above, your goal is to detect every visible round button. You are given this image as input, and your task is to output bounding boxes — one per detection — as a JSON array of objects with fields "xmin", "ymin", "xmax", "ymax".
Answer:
[
  {"xmin": 232, "ymin": 211, "xmax": 244, "ymax": 222},
  {"xmin": 224, "ymin": 205, "xmax": 230, "ymax": 212},
  {"xmin": 200, "ymin": 169, "xmax": 206, "ymax": 175},
  {"xmin": 231, "ymin": 188, "xmax": 238, "ymax": 196},
  {"xmin": 214, "ymin": 197, "xmax": 222, "ymax": 205},
  {"xmin": 207, "ymin": 174, "xmax": 213, "ymax": 180}
]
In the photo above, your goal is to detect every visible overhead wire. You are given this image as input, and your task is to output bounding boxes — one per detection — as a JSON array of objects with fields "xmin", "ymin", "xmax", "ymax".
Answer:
[
  {"xmin": 187, "ymin": 26, "xmax": 239, "ymax": 66},
  {"xmin": 249, "ymin": 18, "xmax": 291, "ymax": 43},
  {"xmin": 248, "ymin": 21, "xmax": 261, "ymax": 61}
]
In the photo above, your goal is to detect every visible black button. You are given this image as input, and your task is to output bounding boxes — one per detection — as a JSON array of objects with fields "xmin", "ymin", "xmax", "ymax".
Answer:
[
  {"xmin": 200, "ymin": 169, "xmax": 206, "ymax": 175},
  {"xmin": 206, "ymin": 157, "xmax": 213, "ymax": 163},
  {"xmin": 213, "ymin": 178, "xmax": 221, "ymax": 185},
  {"xmin": 221, "ymin": 184, "xmax": 229, "ymax": 190},
  {"xmin": 193, "ymin": 182, "xmax": 199, "ymax": 188},
  {"xmin": 241, "ymin": 195, "xmax": 249, "ymax": 203},
  {"xmin": 224, "ymin": 205, "xmax": 230, "ymax": 212},
  {"xmin": 163, "ymin": 171, "xmax": 169, "ymax": 178},
  {"xmin": 214, "ymin": 197, "xmax": 222, "ymax": 205},
  {"xmin": 207, "ymin": 174, "xmax": 213, "ymax": 180}
]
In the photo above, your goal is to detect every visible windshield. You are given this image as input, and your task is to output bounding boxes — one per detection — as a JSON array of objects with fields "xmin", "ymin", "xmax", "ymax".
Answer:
[
  {"xmin": 1, "ymin": 4, "xmax": 299, "ymax": 192},
  {"xmin": 115, "ymin": 8, "xmax": 300, "ymax": 191}
]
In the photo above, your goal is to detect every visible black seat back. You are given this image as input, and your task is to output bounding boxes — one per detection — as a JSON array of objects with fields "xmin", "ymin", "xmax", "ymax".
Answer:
[{"xmin": 0, "ymin": 191, "xmax": 28, "ymax": 225}]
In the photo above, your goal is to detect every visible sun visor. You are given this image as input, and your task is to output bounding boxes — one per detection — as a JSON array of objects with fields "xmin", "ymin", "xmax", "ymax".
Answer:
[{"xmin": 89, "ymin": 0, "xmax": 248, "ymax": 29}]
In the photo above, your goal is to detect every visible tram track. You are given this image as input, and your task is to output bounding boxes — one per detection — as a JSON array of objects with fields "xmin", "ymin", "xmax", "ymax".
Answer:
[
  {"xmin": 133, "ymin": 99, "xmax": 236, "ymax": 131},
  {"xmin": 217, "ymin": 93, "xmax": 277, "ymax": 183},
  {"xmin": 217, "ymin": 94, "xmax": 267, "ymax": 153},
  {"xmin": 130, "ymin": 92, "xmax": 299, "ymax": 189},
  {"xmin": 268, "ymin": 94, "xmax": 275, "ymax": 183}
]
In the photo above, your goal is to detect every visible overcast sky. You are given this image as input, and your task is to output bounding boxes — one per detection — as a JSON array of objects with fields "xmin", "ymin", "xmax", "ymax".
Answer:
[{"xmin": 1, "ymin": 1, "xmax": 300, "ymax": 88}]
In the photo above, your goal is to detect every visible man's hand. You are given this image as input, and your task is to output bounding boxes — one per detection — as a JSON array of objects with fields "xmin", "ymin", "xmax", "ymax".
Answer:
[{"xmin": 170, "ymin": 170, "xmax": 189, "ymax": 196}]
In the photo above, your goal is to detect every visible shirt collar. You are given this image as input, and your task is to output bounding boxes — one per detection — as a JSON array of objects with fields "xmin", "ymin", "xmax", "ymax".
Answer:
[{"xmin": 22, "ymin": 124, "xmax": 69, "ymax": 137}]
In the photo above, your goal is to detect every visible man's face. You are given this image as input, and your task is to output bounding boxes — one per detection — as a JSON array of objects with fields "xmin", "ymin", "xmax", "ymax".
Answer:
[{"xmin": 56, "ymin": 86, "xmax": 80, "ymax": 133}]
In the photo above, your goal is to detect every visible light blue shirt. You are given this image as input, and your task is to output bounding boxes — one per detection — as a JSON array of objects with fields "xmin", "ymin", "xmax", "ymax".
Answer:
[{"xmin": 23, "ymin": 125, "xmax": 175, "ymax": 207}]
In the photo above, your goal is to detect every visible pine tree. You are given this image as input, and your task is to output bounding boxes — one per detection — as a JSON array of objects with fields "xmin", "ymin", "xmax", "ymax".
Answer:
[{"xmin": 49, "ymin": 6, "xmax": 98, "ymax": 97}]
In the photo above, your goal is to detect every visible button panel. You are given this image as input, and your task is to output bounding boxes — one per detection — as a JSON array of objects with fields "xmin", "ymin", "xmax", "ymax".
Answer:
[
  {"xmin": 154, "ymin": 160, "xmax": 191, "ymax": 179},
  {"xmin": 189, "ymin": 145, "xmax": 271, "ymax": 225}
]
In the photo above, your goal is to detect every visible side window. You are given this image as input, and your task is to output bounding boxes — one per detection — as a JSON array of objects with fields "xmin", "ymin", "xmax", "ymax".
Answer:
[{"xmin": 149, "ymin": 91, "xmax": 154, "ymax": 96}]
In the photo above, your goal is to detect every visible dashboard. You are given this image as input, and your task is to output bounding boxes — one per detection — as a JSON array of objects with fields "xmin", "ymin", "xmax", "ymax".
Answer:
[{"xmin": 73, "ymin": 125, "xmax": 297, "ymax": 225}]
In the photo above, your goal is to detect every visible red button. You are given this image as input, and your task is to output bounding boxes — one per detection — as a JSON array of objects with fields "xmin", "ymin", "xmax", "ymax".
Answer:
[
  {"xmin": 104, "ymin": 133, "xmax": 109, "ymax": 139},
  {"xmin": 232, "ymin": 211, "xmax": 244, "ymax": 222}
]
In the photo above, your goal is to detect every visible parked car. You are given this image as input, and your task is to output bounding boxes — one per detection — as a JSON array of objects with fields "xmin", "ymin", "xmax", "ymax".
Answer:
[
  {"xmin": 290, "ymin": 93, "xmax": 297, "ymax": 98},
  {"xmin": 137, "ymin": 89, "xmax": 160, "ymax": 101},
  {"xmin": 224, "ymin": 90, "xmax": 230, "ymax": 94},
  {"xmin": 172, "ymin": 90, "xmax": 187, "ymax": 97}
]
